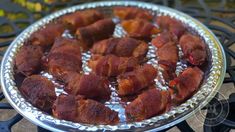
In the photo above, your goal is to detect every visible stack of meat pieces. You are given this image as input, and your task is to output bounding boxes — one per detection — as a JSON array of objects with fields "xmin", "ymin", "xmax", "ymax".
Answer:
[{"xmin": 14, "ymin": 7, "xmax": 208, "ymax": 125}]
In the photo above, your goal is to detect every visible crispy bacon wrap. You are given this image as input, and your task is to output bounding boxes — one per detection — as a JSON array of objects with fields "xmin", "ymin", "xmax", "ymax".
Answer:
[
  {"xmin": 156, "ymin": 16, "xmax": 185, "ymax": 38},
  {"xmin": 76, "ymin": 18, "xmax": 115, "ymax": 48},
  {"xmin": 64, "ymin": 73, "xmax": 111, "ymax": 101},
  {"xmin": 179, "ymin": 34, "xmax": 207, "ymax": 65},
  {"xmin": 122, "ymin": 19, "xmax": 160, "ymax": 40},
  {"xmin": 88, "ymin": 55, "xmax": 139, "ymax": 77},
  {"xmin": 47, "ymin": 37, "xmax": 82, "ymax": 80},
  {"xmin": 169, "ymin": 67, "xmax": 204, "ymax": 104},
  {"xmin": 125, "ymin": 88, "xmax": 171, "ymax": 122},
  {"xmin": 61, "ymin": 9, "xmax": 104, "ymax": 32},
  {"xmin": 28, "ymin": 23, "xmax": 65, "ymax": 50},
  {"xmin": 117, "ymin": 64, "xmax": 158, "ymax": 96},
  {"xmin": 15, "ymin": 45, "xmax": 43, "ymax": 76},
  {"xmin": 52, "ymin": 94, "xmax": 119, "ymax": 124},
  {"xmin": 19, "ymin": 75, "xmax": 56, "ymax": 112},
  {"xmin": 113, "ymin": 7, "xmax": 153, "ymax": 21},
  {"xmin": 91, "ymin": 37, "xmax": 148, "ymax": 60}
]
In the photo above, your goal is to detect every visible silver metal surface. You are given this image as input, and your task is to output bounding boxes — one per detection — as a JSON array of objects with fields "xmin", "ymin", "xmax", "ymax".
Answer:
[{"xmin": 0, "ymin": 1, "xmax": 226, "ymax": 131}]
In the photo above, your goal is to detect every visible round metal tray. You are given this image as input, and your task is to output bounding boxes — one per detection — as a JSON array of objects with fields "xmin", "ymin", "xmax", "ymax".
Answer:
[{"xmin": 1, "ymin": 1, "xmax": 226, "ymax": 131}]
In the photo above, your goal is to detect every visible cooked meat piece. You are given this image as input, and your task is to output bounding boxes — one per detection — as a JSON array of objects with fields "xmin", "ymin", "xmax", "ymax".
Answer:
[
  {"xmin": 158, "ymin": 42, "xmax": 178, "ymax": 64},
  {"xmin": 77, "ymin": 99, "xmax": 119, "ymax": 124},
  {"xmin": 151, "ymin": 32, "xmax": 177, "ymax": 48},
  {"xmin": 91, "ymin": 37, "xmax": 148, "ymax": 60},
  {"xmin": 125, "ymin": 88, "xmax": 171, "ymax": 122},
  {"xmin": 156, "ymin": 16, "xmax": 185, "ymax": 38},
  {"xmin": 28, "ymin": 23, "xmax": 65, "ymax": 50},
  {"xmin": 169, "ymin": 67, "xmax": 204, "ymax": 104},
  {"xmin": 179, "ymin": 34, "xmax": 207, "ymax": 65},
  {"xmin": 61, "ymin": 9, "xmax": 104, "ymax": 32},
  {"xmin": 88, "ymin": 55, "xmax": 139, "ymax": 77},
  {"xmin": 157, "ymin": 42, "xmax": 178, "ymax": 81},
  {"xmin": 65, "ymin": 73, "xmax": 111, "ymax": 101},
  {"xmin": 53, "ymin": 94, "xmax": 119, "ymax": 124},
  {"xmin": 76, "ymin": 18, "xmax": 115, "ymax": 48},
  {"xmin": 19, "ymin": 75, "xmax": 56, "ymax": 112},
  {"xmin": 15, "ymin": 45, "xmax": 43, "ymax": 76},
  {"xmin": 117, "ymin": 64, "xmax": 158, "ymax": 96},
  {"xmin": 122, "ymin": 19, "xmax": 160, "ymax": 40},
  {"xmin": 52, "ymin": 94, "xmax": 77, "ymax": 121},
  {"xmin": 113, "ymin": 7, "xmax": 153, "ymax": 21},
  {"xmin": 47, "ymin": 37, "xmax": 82, "ymax": 80}
]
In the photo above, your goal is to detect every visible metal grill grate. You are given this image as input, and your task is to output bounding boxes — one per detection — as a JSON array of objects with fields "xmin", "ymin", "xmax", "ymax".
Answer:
[{"xmin": 0, "ymin": 0, "xmax": 234, "ymax": 131}]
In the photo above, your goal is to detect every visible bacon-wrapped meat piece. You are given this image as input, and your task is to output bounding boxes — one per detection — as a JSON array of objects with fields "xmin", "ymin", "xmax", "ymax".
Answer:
[
  {"xmin": 91, "ymin": 37, "xmax": 148, "ymax": 60},
  {"xmin": 19, "ymin": 75, "xmax": 56, "ymax": 112},
  {"xmin": 113, "ymin": 7, "xmax": 153, "ymax": 21},
  {"xmin": 151, "ymin": 32, "xmax": 177, "ymax": 48},
  {"xmin": 122, "ymin": 19, "xmax": 160, "ymax": 40},
  {"xmin": 65, "ymin": 73, "xmax": 110, "ymax": 101},
  {"xmin": 157, "ymin": 42, "xmax": 178, "ymax": 81},
  {"xmin": 47, "ymin": 37, "xmax": 82, "ymax": 80},
  {"xmin": 179, "ymin": 34, "xmax": 207, "ymax": 65},
  {"xmin": 88, "ymin": 55, "xmax": 139, "ymax": 77},
  {"xmin": 28, "ymin": 23, "xmax": 65, "ymax": 50},
  {"xmin": 61, "ymin": 9, "xmax": 104, "ymax": 32},
  {"xmin": 76, "ymin": 18, "xmax": 115, "ymax": 48},
  {"xmin": 125, "ymin": 88, "xmax": 171, "ymax": 122},
  {"xmin": 15, "ymin": 45, "xmax": 43, "ymax": 76},
  {"xmin": 169, "ymin": 67, "xmax": 204, "ymax": 104},
  {"xmin": 117, "ymin": 64, "xmax": 158, "ymax": 96},
  {"xmin": 156, "ymin": 16, "xmax": 185, "ymax": 38},
  {"xmin": 53, "ymin": 94, "xmax": 119, "ymax": 124}
]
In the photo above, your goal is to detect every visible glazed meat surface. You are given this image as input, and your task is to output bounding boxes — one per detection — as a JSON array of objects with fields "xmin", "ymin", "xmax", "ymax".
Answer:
[
  {"xmin": 156, "ymin": 16, "xmax": 185, "ymax": 38},
  {"xmin": 53, "ymin": 94, "xmax": 119, "ymax": 124},
  {"xmin": 88, "ymin": 55, "xmax": 139, "ymax": 77},
  {"xmin": 65, "ymin": 73, "xmax": 111, "ymax": 101},
  {"xmin": 29, "ymin": 23, "xmax": 65, "ymax": 50},
  {"xmin": 151, "ymin": 32, "xmax": 177, "ymax": 48},
  {"xmin": 91, "ymin": 37, "xmax": 148, "ymax": 60},
  {"xmin": 15, "ymin": 45, "xmax": 43, "ymax": 76},
  {"xmin": 157, "ymin": 42, "xmax": 178, "ymax": 81},
  {"xmin": 179, "ymin": 34, "xmax": 207, "ymax": 65},
  {"xmin": 61, "ymin": 9, "xmax": 104, "ymax": 32},
  {"xmin": 169, "ymin": 67, "xmax": 204, "ymax": 104},
  {"xmin": 19, "ymin": 75, "xmax": 56, "ymax": 112},
  {"xmin": 47, "ymin": 37, "xmax": 82, "ymax": 80},
  {"xmin": 117, "ymin": 64, "xmax": 158, "ymax": 96},
  {"xmin": 122, "ymin": 19, "xmax": 160, "ymax": 40},
  {"xmin": 113, "ymin": 7, "xmax": 153, "ymax": 21},
  {"xmin": 76, "ymin": 18, "xmax": 115, "ymax": 48},
  {"xmin": 125, "ymin": 88, "xmax": 171, "ymax": 121}
]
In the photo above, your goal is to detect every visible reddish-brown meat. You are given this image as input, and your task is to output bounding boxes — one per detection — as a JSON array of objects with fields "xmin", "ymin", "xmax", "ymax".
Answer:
[
  {"xmin": 53, "ymin": 94, "xmax": 119, "ymax": 124},
  {"xmin": 113, "ymin": 7, "xmax": 153, "ymax": 21},
  {"xmin": 19, "ymin": 75, "xmax": 56, "ymax": 112},
  {"xmin": 76, "ymin": 18, "xmax": 115, "ymax": 48},
  {"xmin": 125, "ymin": 88, "xmax": 171, "ymax": 122},
  {"xmin": 156, "ymin": 16, "xmax": 185, "ymax": 38},
  {"xmin": 28, "ymin": 23, "xmax": 65, "ymax": 50},
  {"xmin": 65, "ymin": 73, "xmax": 111, "ymax": 101},
  {"xmin": 169, "ymin": 67, "xmax": 204, "ymax": 104},
  {"xmin": 179, "ymin": 34, "xmax": 207, "ymax": 65},
  {"xmin": 117, "ymin": 64, "xmax": 158, "ymax": 96},
  {"xmin": 157, "ymin": 42, "xmax": 178, "ymax": 81},
  {"xmin": 88, "ymin": 55, "xmax": 139, "ymax": 77},
  {"xmin": 47, "ymin": 37, "xmax": 82, "ymax": 80},
  {"xmin": 122, "ymin": 19, "xmax": 160, "ymax": 40},
  {"xmin": 15, "ymin": 45, "xmax": 43, "ymax": 76},
  {"xmin": 91, "ymin": 37, "xmax": 148, "ymax": 60},
  {"xmin": 151, "ymin": 32, "xmax": 177, "ymax": 48},
  {"xmin": 61, "ymin": 9, "xmax": 104, "ymax": 32}
]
